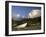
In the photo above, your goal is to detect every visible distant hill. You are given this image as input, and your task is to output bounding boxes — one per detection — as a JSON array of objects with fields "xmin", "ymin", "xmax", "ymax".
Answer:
[
  {"xmin": 12, "ymin": 16, "xmax": 41, "ymax": 26},
  {"xmin": 12, "ymin": 17, "xmax": 41, "ymax": 31}
]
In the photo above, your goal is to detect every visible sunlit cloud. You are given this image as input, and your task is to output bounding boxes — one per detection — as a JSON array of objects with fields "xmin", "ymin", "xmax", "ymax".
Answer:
[
  {"xmin": 28, "ymin": 9, "xmax": 41, "ymax": 18},
  {"xmin": 12, "ymin": 9, "xmax": 41, "ymax": 20},
  {"xmin": 16, "ymin": 14, "xmax": 20, "ymax": 18}
]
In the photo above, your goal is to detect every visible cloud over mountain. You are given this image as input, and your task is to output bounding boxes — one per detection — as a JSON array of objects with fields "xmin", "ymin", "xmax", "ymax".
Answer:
[
  {"xmin": 28, "ymin": 9, "xmax": 41, "ymax": 18},
  {"xmin": 12, "ymin": 9, "xmax": 41, "ymax": 21}
]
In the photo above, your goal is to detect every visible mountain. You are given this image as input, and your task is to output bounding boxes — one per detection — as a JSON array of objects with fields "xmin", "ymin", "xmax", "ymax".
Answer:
[
  {"xmin": 12, "ymin": 16, "xmax": 41, "ymax": 26},
  {"xmin": 12, "ymin": 16, "xmax": 41, "ymax": 31}
]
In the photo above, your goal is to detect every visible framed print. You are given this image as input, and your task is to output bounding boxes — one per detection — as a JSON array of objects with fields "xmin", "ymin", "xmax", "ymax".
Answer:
[{"xmin": 5, "ymin": 1, "xmax": 45, "ymax": 36}]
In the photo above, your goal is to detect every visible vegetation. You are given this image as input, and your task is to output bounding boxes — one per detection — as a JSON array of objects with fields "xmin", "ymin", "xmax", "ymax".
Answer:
[{"xmin": 12, "ymin": 17, "xmax": 41, "ymax": 31}]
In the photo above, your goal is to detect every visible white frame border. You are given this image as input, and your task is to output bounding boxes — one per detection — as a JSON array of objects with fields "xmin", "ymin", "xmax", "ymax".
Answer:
[{"xmin": 9, "ymin": 3, "xmax": 44, "ymax": 35}]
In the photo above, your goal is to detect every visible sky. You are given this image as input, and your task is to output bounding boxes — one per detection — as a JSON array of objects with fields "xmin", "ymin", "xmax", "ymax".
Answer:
[{"xmin": 12, "ymin": 6, "xmax": 41, "ymax": 20}]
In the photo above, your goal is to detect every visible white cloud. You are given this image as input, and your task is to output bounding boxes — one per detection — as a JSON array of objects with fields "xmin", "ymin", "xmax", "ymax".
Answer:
[
  {"xmin": 28, "ymin": 9, "xmax": 41, "ymax": 18},
  {"xmin": 12, "ymin": 13, "xmax": 21, "ymax": 20},
  {"xmin": 16, "ymin": 14, "xmax": 20, "ymax": 18}
]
